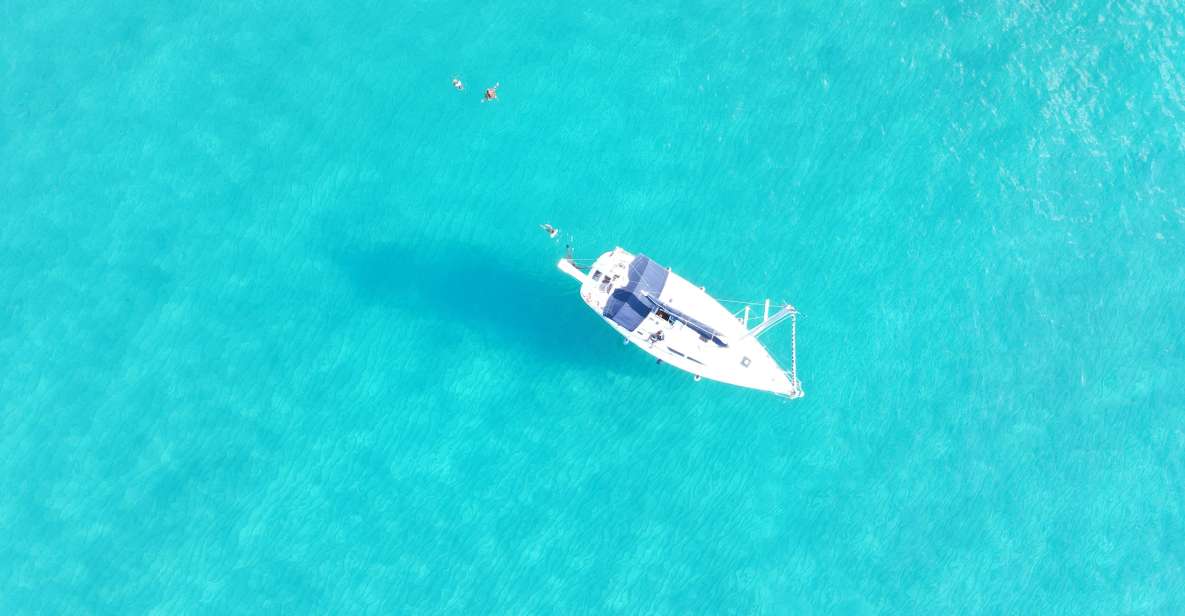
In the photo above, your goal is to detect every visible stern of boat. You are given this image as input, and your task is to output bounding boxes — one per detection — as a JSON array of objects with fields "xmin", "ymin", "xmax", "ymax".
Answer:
[{"xmin": 556, "ymin": 258, "xmax": 587, "ymax": 283}]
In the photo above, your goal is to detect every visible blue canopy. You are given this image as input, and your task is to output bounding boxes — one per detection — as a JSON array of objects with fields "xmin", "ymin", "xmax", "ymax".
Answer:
[
  {"xmin": 641, "ymin": 295, "xmax": 728, "ymax": 347},
  {"xmin": 602, "ymin": 255, "xmax": 668, "ymax": 332}
]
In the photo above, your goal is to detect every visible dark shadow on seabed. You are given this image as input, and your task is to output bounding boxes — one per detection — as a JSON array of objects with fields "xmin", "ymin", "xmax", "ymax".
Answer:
[{"xmin": 333, "ymin": 241, "xmax": 627, "ymax": 372}]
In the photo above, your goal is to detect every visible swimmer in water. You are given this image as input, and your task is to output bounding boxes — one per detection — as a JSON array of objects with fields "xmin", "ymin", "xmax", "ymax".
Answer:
[
  {"xmin": 483, "ymin": 82, "xmax": 500, "ymax": 102},
  {"xmin": 452, "ymin": 77, "xmax": 464, "ymax": 91},
  {"xmin": 540, "ymin": 223, "xmax": 558, "ymax": 238}
]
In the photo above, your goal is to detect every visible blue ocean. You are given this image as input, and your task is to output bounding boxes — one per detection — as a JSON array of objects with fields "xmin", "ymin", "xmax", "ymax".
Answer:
[{"xmin": 3, "ymin": 0, "xmax": 1184, "ymax": 613}]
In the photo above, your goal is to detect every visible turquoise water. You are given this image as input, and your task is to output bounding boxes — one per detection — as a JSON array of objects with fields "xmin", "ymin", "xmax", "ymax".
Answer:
[{"xmin": 4, "ymin": 0, "xmax": 1185, "ymax": 612}]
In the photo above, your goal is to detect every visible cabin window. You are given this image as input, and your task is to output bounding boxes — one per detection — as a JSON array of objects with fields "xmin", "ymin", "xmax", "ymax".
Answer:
[
  {"xmin": 592, "ymin": 270, "xmax": 602, "ymax": 281},
  {"xmin": 741, "ymin": 356, "xmax": 751, "ymax": 367}
]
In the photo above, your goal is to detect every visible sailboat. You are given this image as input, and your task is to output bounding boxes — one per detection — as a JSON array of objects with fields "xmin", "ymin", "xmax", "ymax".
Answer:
[{"xmin": 557, "ymin": 247, "xmax": 804, "ymax": 398}]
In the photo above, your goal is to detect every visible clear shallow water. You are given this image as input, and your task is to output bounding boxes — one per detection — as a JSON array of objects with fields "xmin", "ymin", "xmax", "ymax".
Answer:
[{"xmin": 3, "ymin": 0, "xmax": 1184, "ymax": 613}]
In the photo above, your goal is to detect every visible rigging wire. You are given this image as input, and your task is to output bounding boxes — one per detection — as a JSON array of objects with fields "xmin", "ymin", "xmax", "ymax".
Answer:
[{"xmin": 716, "ymin": 297, "xmax": 791, "ymax": 308}]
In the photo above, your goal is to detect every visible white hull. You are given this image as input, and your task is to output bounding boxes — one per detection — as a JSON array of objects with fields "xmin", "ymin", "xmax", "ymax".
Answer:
[{"xmin": 559, "ymin": 248, "xmax": 803, "ymax": 398}]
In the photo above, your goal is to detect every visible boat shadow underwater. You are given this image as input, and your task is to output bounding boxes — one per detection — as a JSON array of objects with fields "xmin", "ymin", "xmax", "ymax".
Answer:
[{"xmin": 334, "ymin": 242, "xmax": 627, "ymax": 372}]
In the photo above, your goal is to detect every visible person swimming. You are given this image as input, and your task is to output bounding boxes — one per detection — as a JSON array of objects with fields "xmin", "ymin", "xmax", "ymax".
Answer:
[
  {"xmin": 540, "ymin": 223, "xmax": 558, "ymax": 238},
  {"xmin": 452, "ymin": 77, "xmax": 464, "ymax": 91},
  {"xmin": 483, "ymin": 82, "xmax": 500, "ymax": 102}
]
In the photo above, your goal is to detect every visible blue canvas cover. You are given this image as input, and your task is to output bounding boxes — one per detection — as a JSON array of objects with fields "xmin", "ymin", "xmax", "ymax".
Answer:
[
  {"xmin": 641, "ymin": 295, "xmax": 728, "ymax": 347},
  {"xmin": 602, "ymin": 255, "xmax": 669, "ymax": 332}
]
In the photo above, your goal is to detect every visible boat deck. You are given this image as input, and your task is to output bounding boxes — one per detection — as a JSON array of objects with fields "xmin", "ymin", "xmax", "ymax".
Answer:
[{"xmin": 568, "ymin": 248, "xmax": 802, "ymax": 397}]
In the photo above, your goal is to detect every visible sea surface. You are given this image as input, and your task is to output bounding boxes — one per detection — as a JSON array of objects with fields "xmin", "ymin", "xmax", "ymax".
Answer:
[{"xmin": 3, "ymin": 1, "xmax": 1185, "ymax": 613}]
